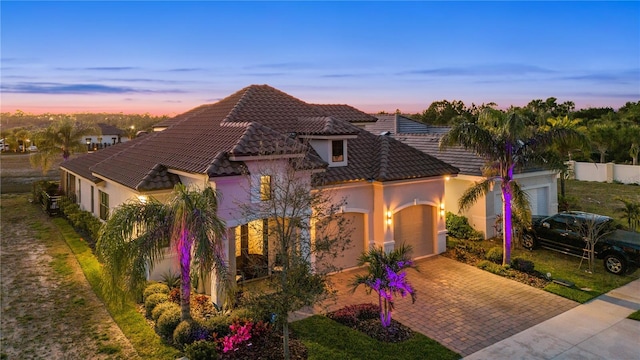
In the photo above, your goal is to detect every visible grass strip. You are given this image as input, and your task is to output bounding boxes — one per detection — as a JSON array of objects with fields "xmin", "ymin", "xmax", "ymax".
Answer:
[
  {"xmin": 291, "ymin": 315, "xmax": 461, "ymax": 360},
  {"xmin": 628, "ymin": 310, "xmax": 640, "ymax": 321},
  {"xmin": 52, "ymin": 218, "xmax": 180, "ymax": 360}
]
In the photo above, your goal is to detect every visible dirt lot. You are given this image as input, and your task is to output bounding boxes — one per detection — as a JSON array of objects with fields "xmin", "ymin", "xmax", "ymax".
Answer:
[
  {"xmin": 1, "ymin": 154, "xmax": 61, "ymax": 194},
  {"xmin": 0, "ymin": 194, "xmax": 139, "ymax": 359}
]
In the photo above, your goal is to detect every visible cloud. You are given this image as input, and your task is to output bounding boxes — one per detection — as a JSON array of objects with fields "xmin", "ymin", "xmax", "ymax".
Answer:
[
  {"xmin": 565, "ymin": 91, "xmax": 640, "ymax": 99},
  {"xmin": 166, "ymin": 68, "xmax": 204, "ymax": 72},
  {"xmin": 163, "ymin": 100, "xmax": 182, "ymax": 103},
  {"xmin": 204, "ymin": 98, "xmax": 222, "ymax": 102},
  {"xmin": 1, "ymin": 82, "xmax": 186, "ymax": 94},
  {"xmin": 244, "ymin": 62, "xmax": 313, "ymax": 70},
  {"xmin": 400, "ymin": 63, "xmax": 555, "ymax": 76},
  {"xmin": 241, "ymin": 72, "xmax": 289, "ymax": 77},
  {"xmin": 558, "ymin": 69, "xmax": 640, "ymax": 84},
  {"xmin": 320, "ymin": 73, "xmax": 372, "ymax": 78}
]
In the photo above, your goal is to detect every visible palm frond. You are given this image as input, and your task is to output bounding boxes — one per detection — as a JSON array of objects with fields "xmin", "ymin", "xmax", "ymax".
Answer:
[{"xmin": 458, "ymin": 178, "xmax": 494, "ymax": 211}]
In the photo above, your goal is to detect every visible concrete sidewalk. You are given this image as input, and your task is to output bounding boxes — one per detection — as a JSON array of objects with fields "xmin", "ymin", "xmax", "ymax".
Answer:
[{"xmin": 464, "ymin": 278, "xmax": 640, "ymax": 360}]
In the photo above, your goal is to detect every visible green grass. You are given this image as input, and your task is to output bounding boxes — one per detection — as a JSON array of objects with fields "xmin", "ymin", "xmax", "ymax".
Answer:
[
  {"xmin": 628, "ymin": 309, "xmax": 640, "ymax": 321},
  {"xmin": 51, "ymin": 218, "xmax": 180, "ymax": 360},
  {"xmin": 563, "ymin": 179, "xmax": 640, "ymax": 227},
  {"xmin": 291, "ymin": 315, "xmax": 461, "ymax": 360}
]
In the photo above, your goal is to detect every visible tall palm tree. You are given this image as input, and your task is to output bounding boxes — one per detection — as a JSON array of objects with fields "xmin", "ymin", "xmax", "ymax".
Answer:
[
  {"xmin": 30, "ymin": 116, "xmax": 96, "ymax": 173},
  {"xmin": 440, "ymin": 109, "xmax": 583, "ymax": 265},
  {"xmin": 543, "ymin": 116, "xmax": 589, "ymax": 198},
  {"xmin": 97, "ymin": 184, "xmax": 230, "ymax": 321}
]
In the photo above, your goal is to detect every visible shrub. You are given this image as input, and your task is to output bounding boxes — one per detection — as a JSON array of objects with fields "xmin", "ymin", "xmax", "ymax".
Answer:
[
  {"xmin": 199, "ymin": 314, "xmax": 233, "ymax": 337},
  {"xmin": 485, "ymin": 247, "xmax": 503, "ymax": 264},
  {"xmin": 511, "ymin": 258, "xmax": 535, "ymax": 273},
  {"xmin": 477, "ymin": 260, "xmax": 509, "ymax": 276},
  {"xmin": 156, "ymin": 305, "xmax": 182, "ymax": 338},
  {"xmin": 151, "ymin": 301, "xmax": 180, "ymax": 322},
  {"xmin": 145, "ymin": 293, "xmax": 169, "ymax": 318},
  {"xmin": 173, "ymin": 320, "xmax": 210, "ymax": 349},
  {"xmin": 184, "ymin": 340, "xmax": 219, "ymax": 360},
  {"xmin": 446, "ymin": 212, "xmax": 484, "ymax": 240},
  {"xmin": 160, "ymin": 270, "xmax": 181, "ymax": 289},
  {"xmin": 328, "ymin": 303, "xmax": 381, "ymax": 327},
  {"xmin": 168, "ymin": 287, "xmax": 181, "ymax": 304},
  {"xmin": 229, "ymin": 307, "xmax": 253, "ymax": 323},
  {"xmin": 143, "ymin": 283, "xmax": 170, "ymax": 301}
]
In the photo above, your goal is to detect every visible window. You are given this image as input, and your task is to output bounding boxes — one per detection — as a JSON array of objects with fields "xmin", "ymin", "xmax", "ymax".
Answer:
[
  {"xmin": 331, "ymin": 140, "xmax": 344, "ymax": 162},
  {"xmin": 90, "ymin": 186, "xmax": 94, "ymax": 214},
  {"xmin": 260, "ymin": 175, "xmax": 272, "ymax": 201},
  {"xmin": 99, "ymin": 190, "xmax": 109, "ymax": 220}
]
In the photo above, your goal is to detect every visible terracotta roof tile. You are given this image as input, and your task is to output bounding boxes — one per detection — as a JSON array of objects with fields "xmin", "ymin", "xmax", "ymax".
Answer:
[
  {"xmin": 313, "ymin": 104, "xmax": 378, "ymax": 123},
  {"xmin": 67, "ymin": 84, "xmax": 459, "ymax": 191}
]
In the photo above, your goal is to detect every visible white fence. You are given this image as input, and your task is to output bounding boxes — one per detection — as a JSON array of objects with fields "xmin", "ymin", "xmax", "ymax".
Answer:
[{"xmin": 567, "ymin": 161, "xmax": 640, "ymax": 185}]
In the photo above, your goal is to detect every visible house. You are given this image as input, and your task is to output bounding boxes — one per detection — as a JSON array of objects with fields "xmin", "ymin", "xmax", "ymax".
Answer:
[
  {"xmin": 59, "ymin": 85, "xmax": 458, "ymax": 300},
  {"xmin": 365, "ymin": 114, "xmax": 559, "ymax": 239},
  {"xmin": 84, "ymin": 123, "xmax": 128, "ymax": 151}
]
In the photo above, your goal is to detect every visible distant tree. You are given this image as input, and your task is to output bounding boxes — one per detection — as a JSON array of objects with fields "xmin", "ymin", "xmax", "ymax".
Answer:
[
  {"xmin": 624, "ymin": 125, "xmax": 640, "ymax": 165},
  {"xmin": 615, "ymin": 197, "xmax": 640, "ymax": 232},
  {"xmin": 618, "ymin": 101, "xmax": 640, "ymax": 125},
  {"xmin": 588, "ymin": 121, "xmax": 618, "ymax": 163},
  {"xmin": 14, "ymin": 128, "xmax": 31, "ymax": 152},
  {"xmin": 543, "ymin": 116, "xmax": 589, "ymax": 198},
  {"xmin": 30, "ymin": 116, "xmax": 96, "ymax": 173},
  {"xmin": 419, "ymin": 100, "xmax": 472, "ymax": 125},
  {"xmin": 573, "ymin": 107, "xmax": 615, "ymax": 122}
]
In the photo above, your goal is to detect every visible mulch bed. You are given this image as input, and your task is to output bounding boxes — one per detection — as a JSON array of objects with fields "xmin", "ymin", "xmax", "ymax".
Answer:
[{"xmin": 219, "ymin": 330, "xmax": 307, "ymax": 360}]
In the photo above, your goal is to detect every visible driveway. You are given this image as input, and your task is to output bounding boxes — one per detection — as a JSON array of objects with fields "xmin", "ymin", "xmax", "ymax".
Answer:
[{"xmin": 296, "ymin": 256, "xmax": 578, "ymax": 356}]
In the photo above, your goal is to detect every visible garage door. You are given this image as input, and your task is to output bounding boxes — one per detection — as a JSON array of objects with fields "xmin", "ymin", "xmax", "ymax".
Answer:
[
  {"xmin": 525, "ymin": 187, "xmax": 549, "ymax": 216},
  {"xmin": 393, "ymin": 205, "xmax": 435, "ymax": 258},
  {"xmin": 315, "ymin": 213, "xmax": 366, "ymax": 271}
]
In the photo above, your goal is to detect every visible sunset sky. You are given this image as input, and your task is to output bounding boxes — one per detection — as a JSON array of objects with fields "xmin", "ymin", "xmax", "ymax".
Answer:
[{"xmin": 2, "ymin": 1, "xmax": 639, "ymax": 116}]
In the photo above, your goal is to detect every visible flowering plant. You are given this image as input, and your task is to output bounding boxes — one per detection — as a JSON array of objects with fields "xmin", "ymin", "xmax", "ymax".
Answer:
[
  {"xmin": 216, "ymin": 319, "xmax": 270, "ymax": 353},
  {"xmin": 351, "ymin": 245, "xmax": 416, "ymax": 328}
]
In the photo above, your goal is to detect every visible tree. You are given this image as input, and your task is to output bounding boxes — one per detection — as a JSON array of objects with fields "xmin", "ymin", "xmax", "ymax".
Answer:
[
  {"xmin": 30, "ymin": 116, "xmax": 96, "ymax": 173},
  {"xmin": 14, "ymin": 128, "xmax": 31, "ymax": 152},
  {"xmin": 419, "ymin": 100, "xmax": 472, "ymax": 125},
  {"xmin": 588, "ymin": 121, "xmax": 618, "ymax": 163},
  {"xmin": 578, "ymin": 214, "xmax": 613, "ymax": 274},
  {"xmin": 543, "ymin": 116, "xmax": 589, "ymax": 198},
  {"xmin": 350, "ymin": 245, "xmax": 416, "ymax": 328},
  {"xmin": 97, "ymin": 184, "xmax": 230, "ymax": 322},
  {"xmin": 615, "ymin": 197, "xmax": 640, "ymax": 232},
  {"xmin": 440, "ymin": 109, "xmax": 583, "ymax": 265},
  {"xmin": 239, "ymin": 157, "xmax": 351, "ymax": 360}
]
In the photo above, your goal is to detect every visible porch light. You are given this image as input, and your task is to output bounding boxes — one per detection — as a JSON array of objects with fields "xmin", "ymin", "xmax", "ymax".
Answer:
[
  {"xmin": 386, "ymin": 210, "xmax": 392, "ymax": 225},
  {"xmin": 445, "ymin": 175, "xmax": 450, "ymax": 181},
  {"xmin": 137, "ymin": 195, "xmax": 148, "ymax": 204},
  {"xmin": 440, "ymin": 203, "xmax": 445, "ymax": 217}
]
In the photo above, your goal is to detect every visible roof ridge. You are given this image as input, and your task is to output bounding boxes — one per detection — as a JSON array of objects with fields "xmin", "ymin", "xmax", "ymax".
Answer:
[
  {"xmin": 220, "ymin": 85, "xmax": 256, "ymax": 124},
  {"xmin": 376, "ymin": 135, "xmax": 391, "ymax": 180}
]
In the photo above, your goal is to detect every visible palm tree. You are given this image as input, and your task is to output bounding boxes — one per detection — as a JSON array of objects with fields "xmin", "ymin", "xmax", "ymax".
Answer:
[
  {"xmin": 97, "ymin": 184, "xmax": 230, "ymax": 321},
  {"xmin": 351, "ymin": 244, "xmax": 416, "ymax": 328},
  {"xmin": 615, "ymin": 197, "xmax": 640, "ymax": 232},
  {"xmin": 440, "ymin": 109, "xmax": 583, "ymax": 265},
  {"xmin": 14, "ymin": 128, "xmax": 31, "ymax": 152},
  {"xmin": 30, "ymin": 116, "xmax": 96, "ymax": 173},
  {"xmin": 543, "ymin": 116, "xmax": 589, "ymax": 198}
]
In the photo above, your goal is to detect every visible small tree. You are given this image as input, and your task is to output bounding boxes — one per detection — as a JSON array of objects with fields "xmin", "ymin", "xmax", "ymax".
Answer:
[
  {"xmin": 239, "ymin": 157, "xmax": 351, "ymax": 360},
  {"xmin": 578, "ymin": 214, "xmax": 613, "ymax": 273},
  {"xmin": 616, "ymin": 197, "xmax": 640, "ymax": 232},
  {"xmin": 350, "ymin": 245, "xmax": 416, "ymax": 328}
]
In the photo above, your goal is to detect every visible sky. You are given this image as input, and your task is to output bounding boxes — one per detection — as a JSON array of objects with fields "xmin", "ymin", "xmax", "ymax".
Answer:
[{"xmin": 1, "ymin": 1, "xmax": 639, "ymax": 116}]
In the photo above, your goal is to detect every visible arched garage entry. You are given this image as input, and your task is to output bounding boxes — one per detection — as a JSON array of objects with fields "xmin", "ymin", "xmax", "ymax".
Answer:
[
  {"xmin": 316, "ymin": 212, "xmax": 366, "ymax": 271},
  {"xmin": 393, "ymin": 205, "xmax": 436, "ymax": 258}
]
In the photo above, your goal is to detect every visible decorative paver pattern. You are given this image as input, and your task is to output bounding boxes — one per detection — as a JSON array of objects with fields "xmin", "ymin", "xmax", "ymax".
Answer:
[{"xmin": 312, "ymin": 256, "xmax": 579, "ymax": 356}]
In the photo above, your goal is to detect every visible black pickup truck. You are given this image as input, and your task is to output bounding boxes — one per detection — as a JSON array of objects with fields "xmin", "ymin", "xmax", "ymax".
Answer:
[{"xmin": 521, "ymin": 211, "xmax": 640, "ymax": 275}]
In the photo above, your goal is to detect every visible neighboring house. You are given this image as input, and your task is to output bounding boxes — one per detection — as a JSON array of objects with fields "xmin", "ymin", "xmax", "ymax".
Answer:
[
  {"xmin": 60, "ymin": 85, "xmax": 458, "ymax": 299},
  {"xmin": 366, "ymin": 114, "xmax": 559, "ymax": 239},
  {"xmin": 84, "ymin": 123, "xmax": 127, "ymax": 152}
]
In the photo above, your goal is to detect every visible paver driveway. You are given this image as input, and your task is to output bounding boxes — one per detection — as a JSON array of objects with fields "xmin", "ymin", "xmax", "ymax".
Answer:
[{"xmin": 301, "ymin": 256, "xmax": 578, "ymax": 356}]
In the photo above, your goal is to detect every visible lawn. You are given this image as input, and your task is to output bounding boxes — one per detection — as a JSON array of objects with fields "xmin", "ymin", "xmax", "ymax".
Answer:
[
  {"xmin": 563, "ymin": 179, "xmax": 640, "ymax": 227},
  {"xmin": 291, "ymin": 315, "xmax": 460, "ymax": 360}
]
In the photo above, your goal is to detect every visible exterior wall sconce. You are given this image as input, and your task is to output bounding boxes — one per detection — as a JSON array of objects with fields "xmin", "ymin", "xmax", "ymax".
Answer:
[
  {"xmin": 440, "ymin": 203, "xmax": 445, "ymax": 217},
  {"xmin": 137, "ymin": 195, "xmax": 148, "ymax": 204},
  {"xmin": 386, "ymin": 210, "xmax": 392, "ymax": 225},
  {"xmin": 445, "ymin": 175, "xmax": 450, "ymax": 181}
]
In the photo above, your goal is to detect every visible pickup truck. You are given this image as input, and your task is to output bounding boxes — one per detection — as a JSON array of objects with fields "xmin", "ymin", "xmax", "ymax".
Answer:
[{"xmin": 521, "ymin": 211, "xmax": 640, "ymax": 275}]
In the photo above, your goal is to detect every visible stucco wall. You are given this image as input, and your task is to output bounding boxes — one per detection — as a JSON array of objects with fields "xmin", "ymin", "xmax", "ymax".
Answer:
[{"xmin": 569, "ymin": 161, "xmax": 640, "ymax": 185}]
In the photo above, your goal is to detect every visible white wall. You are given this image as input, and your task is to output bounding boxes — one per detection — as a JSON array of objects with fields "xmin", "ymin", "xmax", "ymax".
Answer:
[{"xmin": 569, "ymin": 161, "xmax": 640, "ymax": 185}]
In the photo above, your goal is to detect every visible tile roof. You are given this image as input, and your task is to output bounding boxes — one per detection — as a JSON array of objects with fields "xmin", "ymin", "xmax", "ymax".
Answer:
[
  {"xmin": 313, "ymin": 104, "xmax": 378, "ymax": 123},
  {"xmin": 62, "ymin": 84, "xmax": 459, "ymax": 192},
  {"xmin": 97, "ymin": 123, "xmax": 125, "ymax": 136}
]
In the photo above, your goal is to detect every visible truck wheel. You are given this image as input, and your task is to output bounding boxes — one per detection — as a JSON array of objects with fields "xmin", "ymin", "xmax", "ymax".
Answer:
[
  {"xmin": 521, "ymin": 233, "xmax": 536, "ymax": 250},
  {"xmin": 604, "ymin": 254, "xmax": 626, "ymax": 275}
]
